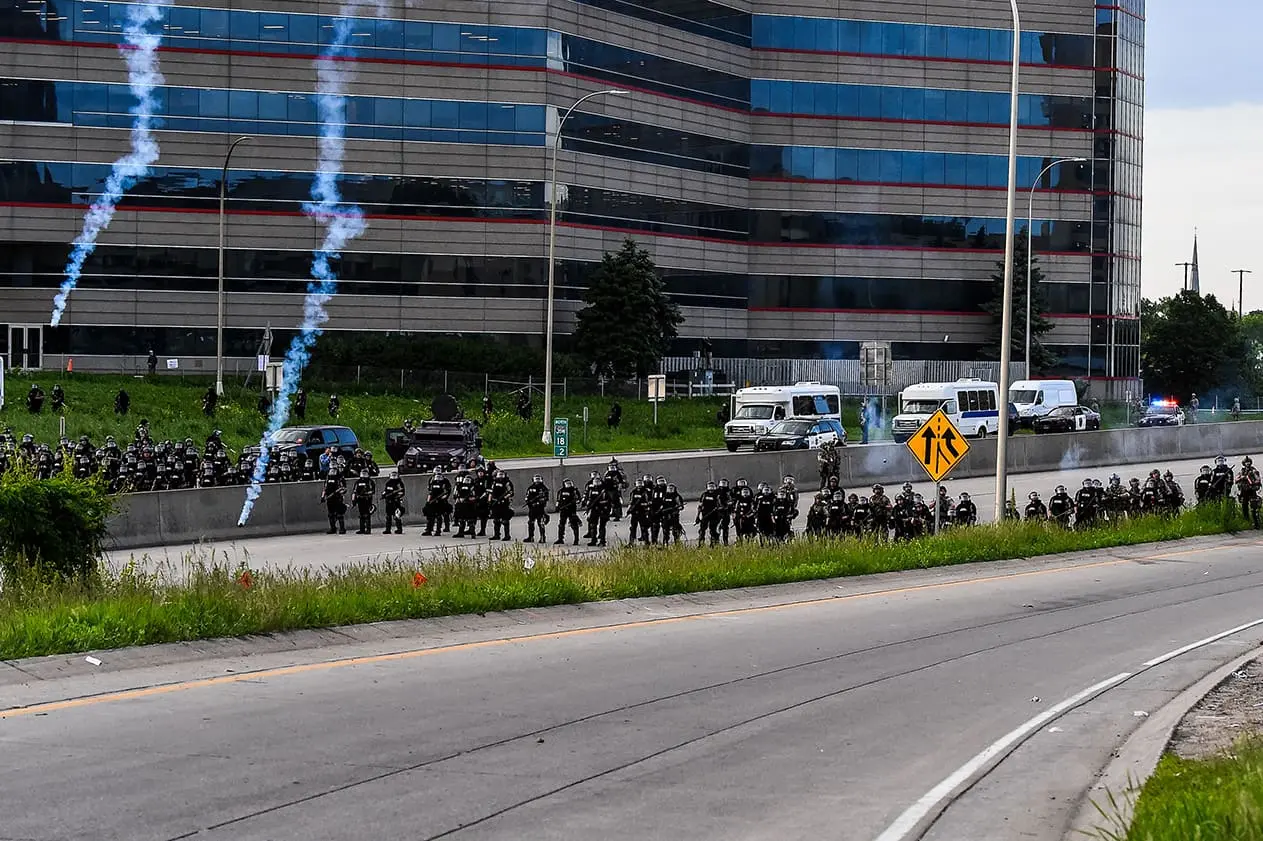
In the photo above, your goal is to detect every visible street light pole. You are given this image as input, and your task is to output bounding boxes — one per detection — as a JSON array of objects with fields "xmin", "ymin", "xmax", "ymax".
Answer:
[
  {"xmin": 1025, "ymin": 156, "xmax": 1088, "ymax": 379},
  {"xmin": 994, "ymin": 0, "xmax": 1022, "ymax": 523},
  {"xmin": 541, "ymin": 88, "xmax": 629, "ymax": 445},
  {"xmin": 1233, "ymin": 269, "xmax": 1253, "ymax": 319},
  {"xmin": 216, "ymin": 135, "xmax": 251, "ymax": 397}
]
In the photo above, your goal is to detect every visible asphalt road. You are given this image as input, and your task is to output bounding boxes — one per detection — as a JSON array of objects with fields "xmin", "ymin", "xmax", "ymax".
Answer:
[
  {"xmin": 111, "ymin": 455, "xmax": 1221, "ymax": 573},
  {"xmin": 5, "ymin": 535, "xmax": 1263, "ymax": 841}
]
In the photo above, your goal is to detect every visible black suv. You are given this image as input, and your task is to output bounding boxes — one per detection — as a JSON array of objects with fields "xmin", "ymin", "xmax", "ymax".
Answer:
[
  {"xmin": 386, "ymin": 420, "xmax": 483, "ymax": 473},
  {"xmin": 270, "ymin": 426, "xmax": 361, "ymax": 459}
]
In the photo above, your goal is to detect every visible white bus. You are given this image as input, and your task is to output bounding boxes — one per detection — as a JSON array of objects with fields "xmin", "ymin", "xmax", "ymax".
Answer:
[
  {"xmin": 723, "ymin": 382, "xmax": 842, "ymax": 451},
  {"xmin": 891, "ymin": 379, "xmax": 1001, "ymax": 442}
]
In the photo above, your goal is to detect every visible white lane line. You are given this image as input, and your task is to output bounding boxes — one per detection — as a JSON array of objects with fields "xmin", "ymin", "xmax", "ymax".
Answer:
[
  {"xmin": 1142, "ymin": 617, "xmax": 1263, "ymax": 667},
  {"xmin": 872, "ymin": 673, "xmax": 1131, "ymax": 841},
  {"xmin": 874, "ymin": 615, "xmax": 1263, "ymax": 841}
]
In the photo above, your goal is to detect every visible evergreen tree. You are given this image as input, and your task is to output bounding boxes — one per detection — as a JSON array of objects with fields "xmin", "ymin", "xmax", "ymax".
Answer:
[
  {"xmin": 981, "ymin": 233, "xmax": 1058, "ymax": 374},
  {"xmin": 573, "ymin": 239, "xmax": 684, "ymax": 378}
]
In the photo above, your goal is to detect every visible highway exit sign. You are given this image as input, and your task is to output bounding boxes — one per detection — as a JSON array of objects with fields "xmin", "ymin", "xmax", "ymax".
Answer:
[
  {"xmin": 553, "ymin": 418, "xmax": 569, "ymax": 459},
  {"xmin": 906, "ymin": 408, "xmax": 969, "ymax": 483}
]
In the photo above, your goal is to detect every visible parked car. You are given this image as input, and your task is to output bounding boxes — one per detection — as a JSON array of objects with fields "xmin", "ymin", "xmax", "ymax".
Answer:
[
  {"xmin": 271, "ymin": 426, "xmax": 360, "ymax": 459},
  {"xmin": 1032, "ymin": 406, "xmax": 1102, "ymax": 434},
  {"xmin": 754, "ymin": 418, "xmax": 845, "ymax": 451},
  {"xmin": 1008, "ymin": 401, "xmax": 1019, "ymax": 434},
  {"xmin": 1137, "ymin": 401, "xmax": 1185, "ymax": 428}
]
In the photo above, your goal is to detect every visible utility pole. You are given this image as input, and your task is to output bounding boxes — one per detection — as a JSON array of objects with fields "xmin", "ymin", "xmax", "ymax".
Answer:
[
  {"xmin": 1175, "ymin": 261, "xmax": 1193, "ymax": 291},
  {"xmin": 1233, "ymin": 269, "xmax": 1253, "ymax": 319}
]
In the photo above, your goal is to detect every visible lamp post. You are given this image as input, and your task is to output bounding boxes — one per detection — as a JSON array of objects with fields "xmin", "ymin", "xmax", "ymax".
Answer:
[
  {"xmin": 1233, "ymin": 269, "xmax": 1253, "ymax": 319},
  {"xmin": 1025, "ymin": 156, "xmax": 1088, "ymax": 379},
  {"xmin": 541, "ymin": 89, "xmax": 629, "ymax": 445},
  {"xmin": 993, "ymin": 0, "xmax": 1022, "ymax": 523},
  {"xmin": 216, "ymin": 135, "xmax": 251, "ymax": 397}
]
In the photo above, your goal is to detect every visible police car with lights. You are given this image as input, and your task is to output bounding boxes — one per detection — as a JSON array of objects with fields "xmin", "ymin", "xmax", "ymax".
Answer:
[{"xmin": 1137, "ymin": 400, "xmax": 1186, "ymax": 428}]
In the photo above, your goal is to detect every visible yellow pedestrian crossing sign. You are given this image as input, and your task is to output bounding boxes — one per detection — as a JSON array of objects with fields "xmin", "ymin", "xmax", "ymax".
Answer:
[{"xmin": 906, "ymin": 408, "xmax": 970, "ymax": 482}]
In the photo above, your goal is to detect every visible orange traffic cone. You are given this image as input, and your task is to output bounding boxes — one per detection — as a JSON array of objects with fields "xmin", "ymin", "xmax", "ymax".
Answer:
[{"xmin": 66, "ymin": 358, "xmax": 73, "ymax": 373}]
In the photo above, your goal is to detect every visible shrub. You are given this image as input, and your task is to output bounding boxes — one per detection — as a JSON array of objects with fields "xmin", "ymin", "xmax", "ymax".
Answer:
[{"xmin": 0, "ymin": 465, "xmax": 114, "ymax": 583}]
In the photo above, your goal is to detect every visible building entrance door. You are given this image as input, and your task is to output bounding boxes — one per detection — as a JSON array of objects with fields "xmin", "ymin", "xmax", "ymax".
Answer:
[{"xmin": 8, "ymin": 325, "xmax": 43, "ymax": 370}]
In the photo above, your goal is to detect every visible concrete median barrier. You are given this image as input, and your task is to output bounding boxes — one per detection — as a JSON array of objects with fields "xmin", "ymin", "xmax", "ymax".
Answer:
[{"xmin": 105, "ymin": 420, "xmax": 1263, "ymax": 551}]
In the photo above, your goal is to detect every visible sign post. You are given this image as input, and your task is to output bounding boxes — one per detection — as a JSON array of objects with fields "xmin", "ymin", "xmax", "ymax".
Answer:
[
  {"xmin": 647, "ymin": 374, "xmax": 666, "ymax": 425},
  {"xmin": 553, "ymin": 417, "xmax": 569, "ymax": 464},
  {"xmin": 904, "ymin": 408, "xmax": 971, "ymax": 534}
]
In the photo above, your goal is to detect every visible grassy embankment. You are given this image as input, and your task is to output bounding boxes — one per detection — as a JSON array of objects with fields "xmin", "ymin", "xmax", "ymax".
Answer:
[
  {"xmin": 1090, "ymin": 737, "xmax": 1263, "ymax": 841},
  {"xmin": 0, "ymin": 371, "xmax": 733, "ymax": 459},
  {"xmin": 0, "ymin": 504, "xmax": 1247, "ymax": 661}
]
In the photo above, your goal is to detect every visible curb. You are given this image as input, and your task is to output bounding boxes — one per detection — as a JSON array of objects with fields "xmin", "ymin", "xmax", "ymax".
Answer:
[{"xmin": 1065, "ymin": 645, "xmax": 1263, "ymax": 839}]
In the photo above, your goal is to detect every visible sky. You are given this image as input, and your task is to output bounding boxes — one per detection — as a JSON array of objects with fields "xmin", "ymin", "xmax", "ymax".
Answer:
[{"xmin": 1141, "ymin": 2, "xmax": 1263, "ymax": 310}]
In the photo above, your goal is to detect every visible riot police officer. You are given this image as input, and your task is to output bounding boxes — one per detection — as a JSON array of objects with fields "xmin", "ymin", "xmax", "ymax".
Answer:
[
  {"xmin": 489, "ymin": 469, "xmax": 515, "ymax": 541},
  {"xmin": 352, "ymin": 469, "xmax": 376, "ymax": 534},
  {"xmin": 1195, "ymin": 465, "xmax": 1214, "ymax": 505},
  {"xmin": 714, "ymin": 477, "xmax": 732, "ymax": 545},
  {"xmin": 805, "ymin": 491, "xmax": 830, "ymax": 537},
  {"xmin": 473, "ymin": 466, "xmax": 491, "ymax": 536},
  {"xmin": 1211, "ymin": 456, "xmax": 1235, "ymax": 502},
  {"xmin": 50, "ymin": 384, "xmax": 66, "ymax": 413},
  {"xmin": 320, "ymin": 472, "xmax": 348, "ymax": 535},
  {"xmin": 754, "ymin": 481, "xmax": 776, "ymax": 541},
  {"xmin": 954, "ymin": 492, "xmax": 977, "ymax": 527},
  {"xmin": 584, "ymin": 476, "xmax": 613, "ymax": 547},
  {"xmin": 524, "ymin": 474, "xmax": 550, "ymax": 543},
  {"xmin": 1049, "ymin": 485, "xmax": 1074, "ymax": 527},
  {"xmin": 202, "ymin": 386, "xmax": 217, "ymax": 417},
  {"xmin": 1163, "ymin": 470, "xmax": 1185, "ymax": 511},
  {"xmin": 453, "ymin": 472, "xmax": 478, "ymax": 538},
  {"xmin": 660, "ymin": 482, "xmax": 685, "ymax": 545},
  {"xmin": 423, "ymin": 467, "xmax": 452, "ymax": 536},
  {"xmin": 697, "ymin": 481, "xmax": 721, "ymax": 546},
  {"xmin": 869, "ymin": 484, "xmax": 892, "ymax": 540},
  {"xmin": 628, "ymin": 477, "xmax": 652, "ymax": 544},
  {"xmin": 328, "ymin": 394, "xmax": 341, "ymax": 419},
  {"xmin": 650, "ymin": 476, "xmax": 671, "ymax": 544},
  {"xmin": 733, "ymin": 478, "xmax": 757, "ymax": 541},
  {"xmin": 772, "ymin": 488, "xmax": 797, "ymax": 541},
  {"xmin": 827, "ymin": 490, "xmax": 851, "ymax": 536},
  {"xmin": 1238, "ymin": 457, "xmax": 1262, "ymax": 527},
  {"xmin": 604, "ymin": 458, "xmax": 628, "ymax": 520},
  {"xmin": 26, "ymin": 383, "xmax": 45, "ymax": 414},
  {"xmin": 554, "ymin": 478, "xmax": 582, "ymax": 546},
  {"xmin": 1074, "ymin": 479, "xmax": 1098, "ymax": 529},
  {"xmin": 1025, "ymin": 491, "xmax": 1048, "ymax": 521},
  {"xmin": 294, "ymin": 388, "xmax": 308, "ymax": 422}
]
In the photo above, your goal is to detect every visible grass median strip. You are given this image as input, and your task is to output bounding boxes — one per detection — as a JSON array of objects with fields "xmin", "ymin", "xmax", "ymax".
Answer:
[
  {"xmin": 1112, "ymin": 737, "xmax": 1263, "ymax": 841},
  {"xmin": 0, "ymin": 505, "xmax": 1250, "ymax": 661}
]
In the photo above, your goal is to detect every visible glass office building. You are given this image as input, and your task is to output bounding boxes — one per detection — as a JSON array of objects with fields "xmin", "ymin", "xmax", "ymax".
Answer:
[{"xmin": 0, "ymin": 0, "xmax": 1142, "ymax": 382}]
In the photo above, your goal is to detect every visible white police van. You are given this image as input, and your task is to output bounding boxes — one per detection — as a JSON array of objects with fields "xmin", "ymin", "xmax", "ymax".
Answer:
[
  {"xmin": 723, "ymin": 382, "xmax": 842, "ymax": 451},
  {"xmin": 892, "ymin": 378, "xmax": 1001, "ymax": 443},
  {"xmin": 1008, "ymin": 379, "xmax": 1078, "ymax": 427}
]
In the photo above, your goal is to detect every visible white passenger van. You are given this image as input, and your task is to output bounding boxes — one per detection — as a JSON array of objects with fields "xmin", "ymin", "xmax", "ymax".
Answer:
[
  {"xmin": 1008, "ymin": 379, "xmax": 1078, "ymax": 427},
  {"xmin": 891, "ymin": 378, "xmax": 1001, "ymax": 442},
  {"xmin": 723, "ymin": 382, "xmax": 842, "ymax": 451}
]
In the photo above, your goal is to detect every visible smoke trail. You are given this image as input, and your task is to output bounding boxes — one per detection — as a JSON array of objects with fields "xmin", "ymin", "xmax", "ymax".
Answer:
[
  {"xmin": 237, "ymin": 15, "xmax": 367, "ymax": 526},
  {"xmin": 51, "ymin": 0, "xmax": 172, "ymax": 327}
]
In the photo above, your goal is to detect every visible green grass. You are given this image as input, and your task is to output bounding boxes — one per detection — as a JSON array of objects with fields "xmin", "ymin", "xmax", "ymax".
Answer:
[
  {"xmin": 1110, "ymin": 737, "xmax": 1263, "ymax": 841},
  {"xmin": 0, "ymin": 504, "xmax": 1247, "ymax": 661},
  {"xmin": 0, "ymin": 371, "xmax": 730, "ymax": 460}
]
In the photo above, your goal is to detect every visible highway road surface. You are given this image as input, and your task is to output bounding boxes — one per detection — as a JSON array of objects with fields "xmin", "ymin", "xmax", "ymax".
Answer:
[
  {"xmin": 112, "ymin": 455, "xmax": 1222, "ymax": 573},
  {"xmin": 5, "ymin": 534, "xmax": 1263, "ymax": 840}
]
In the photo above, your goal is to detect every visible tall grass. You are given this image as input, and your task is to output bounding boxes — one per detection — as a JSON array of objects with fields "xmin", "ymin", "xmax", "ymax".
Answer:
[
  {"xmin": 0, "ymin": 504, "xmax": 1245, "ymax": 661},
  {"xmin": 1116, "ymin": 737, "xmax": 1263, "ymax": 841}
]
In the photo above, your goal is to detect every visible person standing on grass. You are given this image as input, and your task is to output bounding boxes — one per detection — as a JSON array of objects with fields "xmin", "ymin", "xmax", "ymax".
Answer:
[
  {"xmin": 202, "ymin": 386, "xmax": 217, "ymax": 417},
  {"xmin": 328, "ymin": 394, "xmax": 341, "ymax": 419},
  {"xmin": 50, "ymin": 384, "xmax": 65, "ymax": 413},
  {"xmin": 294, "ymin": 388, "xmax": 307, "ymax": 421},
  {"xmin": 147, "ymin": 348, "xmax": 157, "ymax": 375},
  {"xmin": 114, "ymin": 388, "xmax": 130, "ymax": 416},
  {"xmin": 1189, "ymin": 392, "xmax": 1200, "ymax": 423}
]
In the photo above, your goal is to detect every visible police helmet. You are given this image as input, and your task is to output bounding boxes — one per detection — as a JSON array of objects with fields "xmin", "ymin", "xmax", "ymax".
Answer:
[
  {"xmin": 1201, "ymin": 465, "xmax": 1212, "ymax": 474},
  {"xmin": 495, "ymin": 470, "xmax": 506, "ymax": 479},
  {"xmin": 816, "ymin": 492, "xmax": 829, "ymax": 503},
  {"xmin": 706, "ymin": 481, "xmax": 716, "ymax": 490},
  {"xmin": 667, "ymin": 483, "xmax": 677, "ymax": 492},
  {"xmin": 719, "ymin": 478, "xmax": 729, "ymax": 487},
  {"xmin": 1093, "ymin": 480, "xmax": 1103, "ymax": 488},
  {"xmin": 390, "ymin": 469, "xmax": 399, "ymax": 478},
  {"xmin": 217, "ymin": 449, "xmax": 227, "ymax": 458},
  {"xmin": 590, "ymin": 470, "xmax": 599, "ymax": 479},
  {"xmin": 859, "ymin": 495, "xmax": 870, "ymax": 504},
  {"xmin": 1217, "ymin": 455, "xmax": 1227, "ymax": 466},
  {"xmin": 433, "ymin": 466, "xmax": 443, "ymax": 476},
  {"xmin": 609, "ymin": 457, "xmax": 619, "ymax": 466},
  {"xmin": 360, "ymin": 469, "xmax": 369, "ymax": 478},
  {"xmin": 563, "ymin": 478, "xmax": 574, "ymax": 488},
  {"xmin": 1110, "ymin": 473, "xmax": 1121, "ymax": 485},
  {"xmin": 212, "ymin": 429, "xmax": 222, "ymax": 438},
  {"xmin": 902, "ymin": 482, "xmax": 913, "ymax": 493},
  {"xmin": 736, "ymin": 478, "xmax": 747, "ymax": 488},
  {"xmin": 21, "ymin": 434, "xmax": 33, "ymax": 444},
  {"xmin": 1246, "ymin": 457, "xmax": 1255, "ymax": 468},
  {"xmin": 657, "ymin": 476, "xmax": 668, "ymax": 486},
  {"xmin": 959, "ymin": 492, "xmax": 971, "ymax": 502},
  {"xmin": 533, "ymin": 474, "xmax": 543, "ymax": 483},
  {"xmin": 872, "ymin": 484, "xmax": 884, "ymax": 493},
  {"xmin": 1164, "ymin": 470, "xmax": 1174, "ymax": 480},
  {"xmin": 848, "ymin": 494, "xmax": 859, "ymax": 503},
  {"xmin": 1083, "ymin": 479, "xmax": 1093, "ymax": 488},
  {"xmin": 783, "ymin": 475, "xmax": 796, "ymax": 486},
  {"xmin": 1130, "ymin": 477, "xmax": 1141, "ymax": 485},
  {"xmin": 1029, "ymin": 491, "xmax": 1041, "ymax": 500},
  {"xmin": 1056, "ymin": 485, "xmax": 1067, "ymax": 494},
  {"xmin": 914, "ymin": 494, "xmax": 924, "ymax": 503}
]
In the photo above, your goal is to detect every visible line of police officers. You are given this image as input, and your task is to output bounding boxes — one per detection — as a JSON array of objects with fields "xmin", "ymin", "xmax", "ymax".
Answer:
[{"xmin": 317, "ymin": 454, "xmax": 1263, "ymax": 544}]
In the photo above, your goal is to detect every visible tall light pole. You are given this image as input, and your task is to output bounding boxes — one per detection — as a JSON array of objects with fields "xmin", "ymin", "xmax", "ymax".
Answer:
[
  {"xmin": 216, "ymin": 135, "xmax": 251, "ymax": 397},
  {"xmin": 994, "ymin": 0, "xmax": 1021, "ymax": 523},
  {"xmin": 1233, "ymin": 269, "xmax": 1253, "ymax": 319},
  {"xmin": 1025, "ymin": 156, "xmax": 1088, "ymax": 379},
  {"xmin": 541, "ymin": 88, "xmax": 629, "ymax": 445}
]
